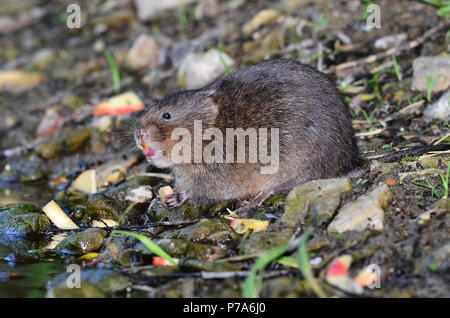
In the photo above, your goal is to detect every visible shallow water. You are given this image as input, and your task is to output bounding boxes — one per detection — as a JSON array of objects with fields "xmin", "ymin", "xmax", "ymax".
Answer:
[{"xmin": 0, "ymin": 243, "xmax": 65, "ymax": 297}]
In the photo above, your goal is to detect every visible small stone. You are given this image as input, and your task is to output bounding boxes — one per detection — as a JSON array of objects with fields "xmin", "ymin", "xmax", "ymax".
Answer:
[
  {"xmin": 177, "ymin": 49, "xmax": 234, "ymax": 89},
  {"xmin": 31, "ymin": 48, "xmax": 58, "ymax": 69},
  {"xmin": 124, "ymin": 185, "xmax": 153, "ymax": 203},
  {"xmin": 135, "ymin": 0, "xmax": 197, "ymax": 21},
  {"xmin": 328, "ymin": 184, "xmax": 393, "ymax": 233},
  {"xmin": 412, "ymin": 56, "xmax": 450, "ymax": 93},
  {"xmin": 424, "ymin": 90, "xmax": 450, "ymax": 120},
  {"xmin": 374, "ymin": 33, "xmax": 407, "ymax": 50},
  {"xmin": 36, "ymin": 106, "xmax": 64, "ymax": 138},
  {"xmin": 56, "ymin": 228, "xmax": 107, "ymax": 254},
  {"xmin": 93, "ymin": 39, "xmax": 105, "ymax": 53},
  {"xmin": 125, "ymin": 34, "xmax": 160, "ymax": 70}
]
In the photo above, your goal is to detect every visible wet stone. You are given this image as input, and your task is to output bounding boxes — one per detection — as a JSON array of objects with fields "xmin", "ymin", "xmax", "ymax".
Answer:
[
  {"xmin": 46, "ymin": 269, "xmax": 130, "ymax": 298},
  {"xmin": 86, "ymin": 193, "xmax": 125, "ymax": 221},
  {"xmin": 55, "ymin": 228, "xmax": 107, "ymax": 254},
  {"xmin": 149, "ymin": 201, "xmax": 226, "ymax": 223},
  {"xmin": 0, "ymin": 204, "xmax": 50, "ymax": 234},
  {"xmin": 176, "ymin": 219, "xmax": 231, "ymax": 242}
]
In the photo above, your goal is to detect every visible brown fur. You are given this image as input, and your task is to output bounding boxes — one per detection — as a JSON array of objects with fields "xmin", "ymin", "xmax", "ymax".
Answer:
[{"xmin": 135, "ymin": 59, "xmax": 361, "ymax": 205}]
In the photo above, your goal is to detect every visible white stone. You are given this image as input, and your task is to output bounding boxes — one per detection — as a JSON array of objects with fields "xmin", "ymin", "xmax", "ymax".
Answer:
[
  {"xmin": 424, "ymin": 90, "xmax": 450, "ymax": 120},
  {"xmin": 177, "ymin": 49, "xmax": 234, "ymax": 89},
  {"xmin": 135, "ymin": 0, "xmax": 198, "ymax": 21}
]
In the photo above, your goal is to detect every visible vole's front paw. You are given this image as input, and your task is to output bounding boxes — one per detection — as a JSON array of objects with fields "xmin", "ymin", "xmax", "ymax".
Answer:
[{"xmin": 164, "ymin": 193, "xmax": 185, "ymax": 209}]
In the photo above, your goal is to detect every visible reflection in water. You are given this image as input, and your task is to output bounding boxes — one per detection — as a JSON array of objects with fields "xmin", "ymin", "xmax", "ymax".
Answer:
[
  {"xmin": 0, "ymin": 175, "xmax": 67, "ymax": 297},
  {"xmin": 0, "ymin": 183, "xmax": 54, "ymax": 207},
  {"xmin": 0, "ymin": 243, "xmax": 65, "ymax": 297}
]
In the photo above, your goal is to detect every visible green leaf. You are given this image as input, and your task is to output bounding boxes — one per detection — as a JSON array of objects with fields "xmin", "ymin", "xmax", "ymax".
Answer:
[
  {"xmin": 112, "ymin": 230, "xmax": 177, "ymax": 266},
  {"xmin": 297, "ymin": 228, "xmax": 326, "ymax": 298},
  {"xmin": 105, "ymin": 52, "xmax": 121, "ymax": 94}
]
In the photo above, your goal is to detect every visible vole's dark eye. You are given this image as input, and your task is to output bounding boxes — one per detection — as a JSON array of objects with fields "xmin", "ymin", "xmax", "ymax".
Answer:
[{"xmin": 162, "ymin": 112, "xmax": 171, "ymax": 120}]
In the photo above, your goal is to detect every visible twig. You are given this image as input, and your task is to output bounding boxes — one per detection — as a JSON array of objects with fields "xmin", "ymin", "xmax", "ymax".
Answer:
[
  {"xmin": 433, "ymin": 132, "xmax": 450, "ymax": 146},
  {"xmin": 355, "ymin": 121, "xmax": 387, "ymax": 137},
  {"xmin": 325, "ymin": 21, "xmax": 448, "ymax": 75}
]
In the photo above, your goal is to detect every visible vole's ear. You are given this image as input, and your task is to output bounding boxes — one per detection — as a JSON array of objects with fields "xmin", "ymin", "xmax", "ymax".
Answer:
[
  {"xmin": 201, "ymin": 97, "xmax": 218, "ymax": 123},
  {"xmin": 198, "ymin": 89, "xmax": 218, "ymax": 123}
]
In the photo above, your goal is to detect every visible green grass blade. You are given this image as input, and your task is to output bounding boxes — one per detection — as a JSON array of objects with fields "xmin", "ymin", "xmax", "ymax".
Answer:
[
  {"xmin": 242, "ymin": 242, "xmax": 292, "ymax": 298},
  {"xmin": 118, "ymin": 203, "xmax": 135, "ymax": 225},
  {"xmin": 277, "ymin": 256, "xmax": 299, "ymax": 269},
  {"xmin": 112, "ymin": 230, "xmax": 177, "ymax": 266},
  {"xmin": 297, "ymin": 227, "xmax": 326, "ymax": 298},
  {"xmin": 392, "ymin": 55, "xmax": 402, "ymax": 81},
  {"xmin": 216, "ymin": 43, "xmax": 232, "ymax": 75},
  {"xmin": 105, "ymin": 52, "xmax": 121, "ymax": 93}
]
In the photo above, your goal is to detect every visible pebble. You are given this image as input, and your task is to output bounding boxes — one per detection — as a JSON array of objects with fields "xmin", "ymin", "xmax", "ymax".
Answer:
[
  {"xmin": 424, "ymin": 90, "xmax": 450, "ymax": 120},
  {"xmin": 374, "ymin": 33, "xmax": 407, "ymax": 50},
  {"xmin": 135, "ymin": 0, "xmax": 197, "ymax": 21},
  {"xmin": 124, "ymin": 185, "xmax": 154, "ymax": 203},
  {"xmin": 412, "ymin": 56, "xmax": 450, "ymax": 93},
  {"xmin": 328, "ymin": 184, "xmax": 393, "ymax": 233},
  {"xmin": 125, "ymin": 34, "xmax": 160, "ymax": 70},
  {"xmin": 177, "ymin": 48, "xmax": 234, "ymax": 89}
]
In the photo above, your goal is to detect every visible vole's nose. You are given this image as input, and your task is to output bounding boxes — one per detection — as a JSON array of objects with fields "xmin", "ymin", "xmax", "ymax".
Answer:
[
  {"xmin": 136, "ymin": 129, "xmax": 144, "ymax": 140},
  {"xmin": 141, "ymin": 140, "xmax": 156, "ymax": 157}
]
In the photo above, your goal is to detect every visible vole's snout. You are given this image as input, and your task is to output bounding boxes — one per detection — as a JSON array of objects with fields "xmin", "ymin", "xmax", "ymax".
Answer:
[{"xmin": 134, "ymin": 126, "xmax": 156, "ymax": 157}]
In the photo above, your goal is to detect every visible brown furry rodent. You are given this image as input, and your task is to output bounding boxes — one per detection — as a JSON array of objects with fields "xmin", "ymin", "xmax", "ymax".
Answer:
[{"xmin": 135, "ymin": 59, "xmax": 360, "ymax": 214}]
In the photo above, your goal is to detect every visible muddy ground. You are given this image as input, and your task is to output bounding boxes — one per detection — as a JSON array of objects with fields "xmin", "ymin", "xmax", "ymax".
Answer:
[{"xmin": 0, "ymin": 0, "xmax": 449, "ymax": 298}]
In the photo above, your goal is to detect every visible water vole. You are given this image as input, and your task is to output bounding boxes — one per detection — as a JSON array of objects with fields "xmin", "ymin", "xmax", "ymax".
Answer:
[{"xmin": 135, "ymin": 59, "xmax": 361, "ymax": 215}]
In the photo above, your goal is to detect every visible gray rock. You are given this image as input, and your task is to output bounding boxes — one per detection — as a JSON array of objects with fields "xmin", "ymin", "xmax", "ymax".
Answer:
[
  {"xmin": 274, "ymin": 178, "xmax": 354, "ymax": 231},
  {"xmin": 177, "ymin": 49, "xmax": 234, "ymax": 89},
  {"xmin": 424, "ymin": 90, "xmax": 450, "ymax": 120},
  {"xmin": 412, "ymin": 56, "xmax": 450, "ymax": 93},
  {"xmin": 135, "ymin": 0, "xmax": 198, "ymax": 21},
  {"xmin": 124, "ymin": 185, "xmax": 153, "ymax": 203},
  {"xmin": 328, "ymin": 184, "xmax": 393, "ymax": 233}
]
